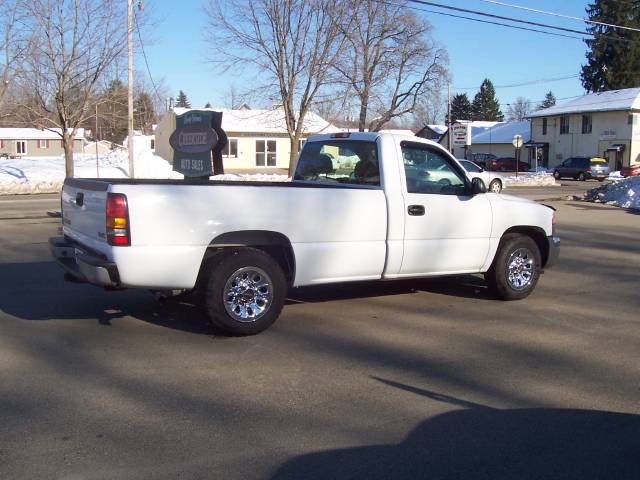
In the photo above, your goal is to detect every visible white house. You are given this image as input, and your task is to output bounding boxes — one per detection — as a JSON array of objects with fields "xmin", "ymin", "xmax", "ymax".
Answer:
[
  {"xmin": 529, "ymin": 87, "xmax": 640, "ymax": 171},
  {"xmin": 155, "ymin": 106, "xmax": 338, "ymax": 170},
  {"xmin": 0, "ymin": 128, "xmax": 85, "ymax": 157}
]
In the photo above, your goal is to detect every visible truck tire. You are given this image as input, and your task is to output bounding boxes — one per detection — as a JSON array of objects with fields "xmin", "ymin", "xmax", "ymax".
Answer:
[
  {"xmin": 203, "ymin": 248, "xmax": 286, "ymax": 335},
  {"xmin": 485, "ymin": 233, "xmax": 541, "ymax": 300}
]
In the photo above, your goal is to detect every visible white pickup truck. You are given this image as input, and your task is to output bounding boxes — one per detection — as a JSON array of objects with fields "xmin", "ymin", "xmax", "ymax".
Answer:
[{"xmin": 50, "ymin": 132, "xmax": 559, "ymax": 335}]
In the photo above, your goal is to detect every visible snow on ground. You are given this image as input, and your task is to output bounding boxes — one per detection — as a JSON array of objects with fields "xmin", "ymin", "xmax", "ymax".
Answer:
[
  {"xmin": 584, "ymin": 176, "xmax": 640, "ymax": 210},
  {"xmin": 0, "ymin": 148, "xmax": 185, "ymax": 195},
  {"xmin": 503, "ymin": 172, "xmax": 557, "ymax": 187},
  {"xmin": 608, "ymin": 170, "xmax": 625, "ymax": 181},
  {"xmin": 210, "ymin": 173, "xmax": 290, "ymax": 182}
]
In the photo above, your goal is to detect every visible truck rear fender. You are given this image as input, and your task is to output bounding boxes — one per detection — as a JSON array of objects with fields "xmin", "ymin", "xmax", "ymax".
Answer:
[{"xmin": 197, "ymin": 230, "xmax": 296, "ymax": 287}]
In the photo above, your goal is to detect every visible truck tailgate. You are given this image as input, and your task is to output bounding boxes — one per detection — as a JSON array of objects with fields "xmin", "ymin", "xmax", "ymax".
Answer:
[{"xmin": 61, "ymin": 179, "xmax": 110, "ymax": 255}]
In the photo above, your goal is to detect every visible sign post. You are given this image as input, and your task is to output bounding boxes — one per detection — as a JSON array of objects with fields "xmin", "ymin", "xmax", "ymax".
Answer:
[
  {"xmin": 452, "ymin": 123, "xmax": 471, "ymax": 158},
  {"xmin": 512, "ymin": 134, "xmax": 523, "ymax": 178}
]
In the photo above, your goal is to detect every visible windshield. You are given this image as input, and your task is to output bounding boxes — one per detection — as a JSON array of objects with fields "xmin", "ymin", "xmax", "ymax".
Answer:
[{"xmin": 459, "ymin": 160, "xmax": 482, "ymax": 173}]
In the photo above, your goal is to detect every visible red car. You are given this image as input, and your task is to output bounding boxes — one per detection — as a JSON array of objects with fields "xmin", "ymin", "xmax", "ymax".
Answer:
[
  {"xmin": 621, "ymin": 164, "xmax": 640, "ymax": 177},
  {"xmin": 486, "ymin": 157, "xmax": 530, "ymax": 172}
]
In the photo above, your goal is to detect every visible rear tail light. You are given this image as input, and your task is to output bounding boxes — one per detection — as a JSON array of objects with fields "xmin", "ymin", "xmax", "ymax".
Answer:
[
  {"xmin": 587, "ymin": 168, "xmax": 592, "ymax": 173},
  {"xmin": 106, "ymin": 193, "xmax": 130, "ymax": 246},
  {"xmin": 331, "ymin": 132, "xmax": 351, "ymax": 138}
]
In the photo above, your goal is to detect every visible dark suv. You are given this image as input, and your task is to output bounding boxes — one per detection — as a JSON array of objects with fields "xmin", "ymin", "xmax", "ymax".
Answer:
[{"xmin": 553, "ymin": 157, "xmax": 609, "ymax": 181}]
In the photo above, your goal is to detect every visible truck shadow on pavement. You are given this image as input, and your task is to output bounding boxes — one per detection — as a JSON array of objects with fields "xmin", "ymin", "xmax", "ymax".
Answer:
[
  {"xmin": 270, "ymin": 377, "xmax": 640, "ymax": 480},
  {"xmin": 0, "ymin": 261, "xmax": 225, "ymax": 335},
  {"xmin": 287, "ymin": 275, "xmax": 492, "ymax": 304},
  {"xmin": 0, "ymin": 261, "xmax": 492, "ymax": 335}
]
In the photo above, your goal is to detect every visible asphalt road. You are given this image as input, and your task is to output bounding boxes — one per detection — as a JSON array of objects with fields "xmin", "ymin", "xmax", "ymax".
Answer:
[{"xmin": 1, "ymin": 185, "xmax": 639, "ymax": 479}]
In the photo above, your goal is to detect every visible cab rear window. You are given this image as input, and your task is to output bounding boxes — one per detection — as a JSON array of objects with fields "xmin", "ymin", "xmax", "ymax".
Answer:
[{"xmin": 294, "ymin": 140, "xmax": 380, "ymax": 186}]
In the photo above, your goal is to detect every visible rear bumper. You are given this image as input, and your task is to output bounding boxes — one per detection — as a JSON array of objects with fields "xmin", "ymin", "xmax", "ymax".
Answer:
[
  {"xmin": 49, "ymin": 237, "xmax": 120, "ymax": 287},
  {"xmin": 545, "ymin": 235, "xmax": 560, "ymax": 269}
]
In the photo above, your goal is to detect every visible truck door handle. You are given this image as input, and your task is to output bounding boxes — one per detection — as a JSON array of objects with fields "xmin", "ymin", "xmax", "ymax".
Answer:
[
  {"xmin": 75, "ymin": 192, "xmax": 84, "ymax": 207},
  {"xmin": 407, "ymin": 204, "xmax": 425, "ymax": 216}
]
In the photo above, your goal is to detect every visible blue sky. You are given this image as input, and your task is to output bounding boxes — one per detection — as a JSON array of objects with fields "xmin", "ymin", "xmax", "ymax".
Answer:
[{"xmin": 140, "ymin": 0, "xmax": 591, "ymax": 119}]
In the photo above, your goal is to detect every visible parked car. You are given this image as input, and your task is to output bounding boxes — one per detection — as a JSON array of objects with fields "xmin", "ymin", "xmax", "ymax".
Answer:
[
  {"xmin": 50, "ymin": 132, "xmax": 559, "ymax": 336},
  {"xmin": 471, "ymin": 153, "xmax": 497, "ymax": 169},
  {"xmin": 621, "ymin": 164, "xmax": 640, "ymax": 177},
  {"xmin": 486, "ymin": 157, "xmax": 530, "ymax": 172},
  {"xmin": 457, "ymin": 159, "xmax": 505, "ymax": 193},
  {"xmin": 553, "ymin": 157, "xmax": 609, "ymax": 181}
]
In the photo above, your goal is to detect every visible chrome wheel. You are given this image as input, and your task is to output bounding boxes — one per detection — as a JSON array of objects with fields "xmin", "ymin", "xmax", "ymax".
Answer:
[
  {"xmin": 223, "ymin": 267, "xmax": 273, "ymax": 322},
  {"xmin": 489, "ymin": 179, "xmax": 502, "ymax": 193},
  {"xmin": 506, "ymin": 248, "xmax": 535, "ymax": 290}
]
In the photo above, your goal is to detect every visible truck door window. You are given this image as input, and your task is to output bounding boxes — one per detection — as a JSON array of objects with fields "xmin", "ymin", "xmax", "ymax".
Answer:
[
  {"xmin": 294, "ymin": 140, "xmax": 380, "ymax": 186},
  {"xmin": 402, "ymin": 144, "xmax": 467, "ymax": 195}
]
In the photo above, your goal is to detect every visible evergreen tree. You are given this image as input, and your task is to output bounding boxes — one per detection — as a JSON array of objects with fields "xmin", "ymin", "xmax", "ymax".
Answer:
[
  {"xmin": 449, "ymin": 93, "xmax": 472, "ymax": 122},
  {"xmin": 538, "ymin": 91, "xmax": 556, "ymax": 110},
  {"xmin": 204, "ymin": 102, "xmax": 212, "ymax": 108},
  {"xmin": 471, "ymin": 79, "xmax": 503, "ymax": 121},
  {"xmin": 175, "ymin": 90, "xmax": 191, "ymax": 108},
  {"xmin": 581, "ymin": 0, "xmax": 640, "ymax": 92}
]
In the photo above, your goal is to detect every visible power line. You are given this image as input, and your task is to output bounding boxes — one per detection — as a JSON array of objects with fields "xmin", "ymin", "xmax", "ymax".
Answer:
[
  {"xmin": 454, "ymin": 74, "xmax": 580, "ymax": 91},
  {"xmin": 476, "ymin": 0, "xmax": 640, "ymax": 33},
  {"xmin": 400, "ymin": 1, "xmax": 586, "ymax": 41},
  {"xmin": 133, "ymin": 7, "xmax": 164, "ymax": 104},
  {"xmin": 408, "ymin": 0, "xmax": 589, "ymax": 37},
  {"xmin": 405, "ymin": 0, "xmax": 640, "ymax": 46}
]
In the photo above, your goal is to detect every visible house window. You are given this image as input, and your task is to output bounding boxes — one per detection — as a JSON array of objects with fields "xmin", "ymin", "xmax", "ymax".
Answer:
[
  {"xmin": 37, "ymin": 139, "xmax": 49, "ymax": 149},
  {"xmin": 298, "ymin": 138, "xmax": 306, "ymax": 151},
  {"xmin": 223, "ymin": 139, "xmax": 238, "ymax": 158},
  {"xmin": 16, "ymin": 141, "xmax": 27, "ymax": 154},
  {"xmin": 150, "ymin": 138, "xmax": 155, "ymax": 150},
  {"xmin": 256, "ymin": 140, "xmax": 276, "ymax": 166},
  {"xmin": 560, "ymin": 116, "xmax": 570, "ymax": 135},
  {"xmin": 581, "ymin": 115, "xmax": 592, "ymax": 134},
  {"xmin": 542, "ymin": 118, "xmax": 547, "ymax": 135}
]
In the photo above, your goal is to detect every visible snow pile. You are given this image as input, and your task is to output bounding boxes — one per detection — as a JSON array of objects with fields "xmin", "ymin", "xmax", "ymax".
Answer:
[
  {"xmin": 528, "ymin": 166, "xmax": 550, "ymax": 173},
  {"xmin": 0, "ymin": 149, "xmax": 182, "ymax": 195},
  {"xmin": 608, "ymin": 170, "xmax": 625, "ymax": 181},
  {"xmin": 584, "ymin": 176, "xmax": 640, "ymax": 210},
  {"xmin": 211, "ymin": 173, "xmax": 290, "ymax": 182},
  {"xmin": 0, "ymin": 148, "xmax": 291, "ymax": 195},
  {"xmin": 503, "ymin": 172, "xmax": 557, "ymax": 187}
]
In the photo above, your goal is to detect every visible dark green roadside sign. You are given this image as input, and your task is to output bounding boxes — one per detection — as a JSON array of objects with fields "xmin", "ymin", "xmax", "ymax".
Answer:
[{"xmin": 169, "ymin": 110, "xmax": 218, "ymax": 177}]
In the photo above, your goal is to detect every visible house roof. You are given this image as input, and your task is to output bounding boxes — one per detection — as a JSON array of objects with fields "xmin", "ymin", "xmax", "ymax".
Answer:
[
  {"xmin": 426, "ymin": 125, "xmax": 447, "ymax": 135},
  {"xmin": 0, "ymin": 128, "xmax": 86, "ymax": 140},
  {"xmin": 529, "ymin": 87, "xmax": 640, "ymax": 118},
  {"xmin": 379, "ymin": 129, "xmax": 415, "ymax": 136},
  {"xmin": 471, "ymin": 120, "xmax": 530, "ymax": 144},
  {"xmin": 171, "ymin": 107, "xmax": 339, "ymax": 134}
]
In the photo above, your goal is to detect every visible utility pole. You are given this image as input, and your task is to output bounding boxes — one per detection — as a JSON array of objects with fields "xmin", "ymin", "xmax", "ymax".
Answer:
[
  {"xmin": 447, "ymin": 81, "xmax": 452, "ymax": 153},
  {"xmin": 127, "ymin": 0, "xmax": 135, "ymax": 178},
  {"xmin": 95, "ymin": 103, "xmax": 99, "ymax": 178}
]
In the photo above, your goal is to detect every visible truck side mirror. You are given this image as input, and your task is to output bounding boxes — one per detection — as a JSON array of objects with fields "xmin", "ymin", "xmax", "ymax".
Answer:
[{"xmin": 471, "ymin": 177, "xmax": 486, "ymax": 195}]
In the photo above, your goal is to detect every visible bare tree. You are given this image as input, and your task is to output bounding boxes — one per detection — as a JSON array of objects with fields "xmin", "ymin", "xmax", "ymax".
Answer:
[
  {"xmin": 17, "ymin": 0, "xmax": 128, "ymax": 177},
  {"xmin": 412, "ymin": 77, "xmax": 447, "ymax": 128},
  {"xmin": 206, "ymin": 0, "xmax": 351, "ymax": 174},
  {"xmin": 0, "ymin": 0, "xmax": 31, "ymax": 109},
  {"xmin": 507, "ymin": 96, "xmax": 532, "ymax": 121},
  {"xmin": 335, "ymin": 0, "xmax": 447, "ymax": 132}
]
